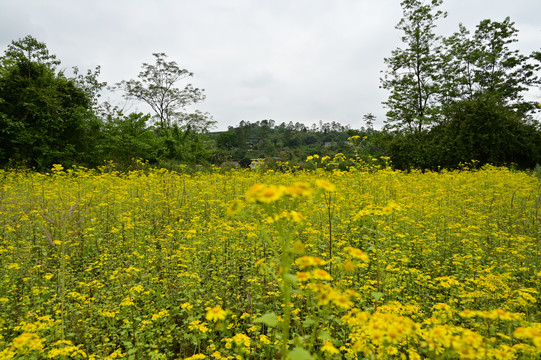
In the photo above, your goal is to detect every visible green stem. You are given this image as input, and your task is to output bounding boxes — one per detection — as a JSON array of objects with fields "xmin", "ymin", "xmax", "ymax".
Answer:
[
  {"xmin": 60, "ymin": 224, "xmax": 66, "ymax": 342},
  {"xmin": 279, "ymin": 224, "xmax": 292, "ymax": 360},
  {"xmin": 281, "ymin": 262, "xmax": 291, "ymax": 360},
  {"xmin": 326, "ymin": 193, "xmax": 333, "ymax": 277}
]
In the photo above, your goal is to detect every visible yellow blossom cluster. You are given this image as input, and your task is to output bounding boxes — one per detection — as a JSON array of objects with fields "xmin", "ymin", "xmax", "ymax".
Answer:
[
  {"xmin": 206, "ymin": 306, "xmax": 227, "ymax": 322},
  {"xmin": 245, "ymin": 181, "xmax": 315, "ymax": 204},
  {"xmin": 355, "ymin": 201, "xmax": 402, "ymax": 218},
  {"xmin": 1, "ymin": 164, "xmax": 540, "ymax": 359}
]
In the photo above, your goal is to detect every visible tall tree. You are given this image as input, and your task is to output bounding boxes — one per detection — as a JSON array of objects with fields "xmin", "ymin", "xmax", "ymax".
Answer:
[
  {"xmin": 2, "ymin": 35, "xmax": 60, "ymax": 68},
  {"xmin": 381, "ymin": 0, "xmax": 446, "ymax": 133},
  {"xmin": 0, "ymin": 36, "xmax": 101, "ymax": 169},
  {"xmin": 116, "ymin": 53, "xmax": 210, "ymax": 130},
  {"xmin": 439, "ymin": 17, "xmax": 540, "ymax": 117},
  {"xmin": 438, "ymin": 23, "xmax": 476, "ymax": 104},
  {"xmin": 535, "ymin": 50, "xmax": 541, "ymax": 102}
]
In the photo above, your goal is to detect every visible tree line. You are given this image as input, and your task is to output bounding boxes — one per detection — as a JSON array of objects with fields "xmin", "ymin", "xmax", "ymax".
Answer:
[
  {"xmin": 1, "ymin": 0, "xmax": 540, "ymax": 172},
  {"xmin": 0, "ymin": 38, "xmax": 214, "ymax": 171},
  {"xmin": 0, "ymin": 36, "xmax": 378, "ymax": 171}
]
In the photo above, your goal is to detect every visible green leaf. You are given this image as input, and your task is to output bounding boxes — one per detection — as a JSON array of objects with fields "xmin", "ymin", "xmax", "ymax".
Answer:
[
  {"xmin": 285, "ymin": 273, "xmax": 297, "ymax": 285},
  {"xmin": 254, "ymin": 312, "xmax": 279, "ymax": 327},
  {"xmin": 302, "ymin": 317, "xmax": 316, "ymax": 328},
  {"xmin": 371, "ymin": 291, "xmax": 384, "ymax": 301},
  {"xmin": 288, "ymin": 346, "xmax": 314, "ymax": 360},
  {"xmin": 318, "ymin": 329, "xmax": 332, "ymax": 341}
]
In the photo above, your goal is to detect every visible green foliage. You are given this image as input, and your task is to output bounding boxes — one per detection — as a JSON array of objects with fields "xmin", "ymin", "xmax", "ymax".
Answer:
[
  {"xmin": 160, "ymin": 124, "xmax": 212, "ymax": 165},
  {"xmin": 209, "ymin": 120, "xmax": 365, "ymax": 168},
  {"xmin": 216, "ymin": 132, "xmax": 238, "ymax": 150},
  {"xmin": 2, "ymin": 19, "xmax": 537, "ymax": 173},
  {"xmin": 98, "ymin": 111, "xmax": 160, "ymax": 167},
  {"xmin": 3, "ymin": 34, "xmax": 61, "ymax": 68},
  {"xmin": 254, "ymin": 313, "xmax": 279, "ymax": 328},
  {"xmin": 288, "ymin": 346, "xmax": 314, "ymax": 360},
  {"xmin": 439, "ymin": 17, "xmax": 540, "ymax": 116},
  {"xmin": 0, "ymin": 35, "xmax": 100, "ymax": 170},
  {"xmin": 440, "ymin": 95, "xmax": 541, "ymax": 168},
  {"xmin": 389, "ymin": 95, "xmax": 541, "ymax": 170},
  {"xmin": 382, "ymin": 1, "xmax": 541, "ymax": 170},
  {"xmin": 534, "ymin": 163, "xmax": 541, "ymax": 179},
  {"xmin": 0, "ymin": 37, "xmax": 220, "ymax": 170}
]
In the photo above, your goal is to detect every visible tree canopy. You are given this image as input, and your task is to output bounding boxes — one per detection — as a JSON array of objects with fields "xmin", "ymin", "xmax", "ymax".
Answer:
[
  {"xmin": 0, "ymin": 36, "xmax": 99, "ymax": 169},
  {"xmin": 382, "ymin": 1, "xmax": 541, "ymax": 169},
  {"xmin": 115, "ymin": 53, "xmax": 211, "ymax": 131}
]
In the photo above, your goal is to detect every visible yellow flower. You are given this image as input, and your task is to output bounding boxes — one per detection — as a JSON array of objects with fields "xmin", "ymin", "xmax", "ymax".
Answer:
[
  {"xmin": 259, "ymin": 334, "xmax": 271, "ymax": 345},
  {"xmin": 181, "ymin": 302, "xmax": 193, "ymax": 310},
  {"xmin": 296, "ymin": 271, "xmax": 310, "ymax": 282},
  {"xmin": 232, "ymin": 333, "xmax": 251, "ymax": 347},
  {"xmin": 295, "ymin": 256, "xmax": 316, "ymax": 269},
  {"xmin": 355, "ymin": 209, "xmax": 372, "ymax": 219},
  {"xmin": 226, "ymin": 199, "xmax": 243, "ymax": 217},
  {"xmin": 315, "ymin": 179, "xmax": 336, "ymax": 192},
  {"xmin": 129, "ymin": 285, "xmax": 144, "ymax": 293},
  {"xmin": 44, "ymin": 273, "xmax": 54, "ymax": 280},
  {"xmin": 292, "ymin": 240, "xmax": 305, "ymax": 253},
  {"xmin": 286, "ymin": 182, "xmax": 313, "ymax": 197},
  {"xmin": 119, "ymin": 296, "xmax": 134, "ymax": 307},
  {"xmin": 189, "ymin": 320, "xmax": 210, "ymax": 333},
  {"xmin": 206, "ymin": 306, "xmax": 227, "ymax": 322},
  {"xmin": 288, "ymin": 211, "xmax": 303, "ymax": 223},
  {"xmin": 343, "ymin": 260, "xmax": 355, "ymax": 271},
  {"xmin": 345, "ymin": 247, "xmax": 370, "ymax": 262},
  {"xmin": 311, "ymin": 269, "xmax": 333, "ymax": 281},
  {"xmin": 245, "ymin": 184, "xmax": 284, "ymax": 203},
  {"xmin": 381, "ymin": 205, "xmax": 393, "ymax": 215},
  {"xmin": 51, "ymin": 164, "xmax": 64, "ymax": 172},
  {"xmin": 12, "ymin": 333, "xmax": 44, "ymax": 352},
  {"xmin": 295, "ymin": 256, "xmax": 326, "ymax": 269},
  {"xmin": 387, "ymin": 201, "xmax": 401, "ymax": 211},
  {"xmin": 332, "ymin": 292, "xmax": 353, "ymax": 309},
  {"xmin": 321, "ymin": 340, "xmax": 340, "ymax": 355},
  {"xmin": 315, "ymin": 285, "xmax": 338, "ymax": 306},
  {"xmin": 184, "ymin": 355, "xmax": 206, "ymax": 360},
  {"xmin": 245, "ymin": 184, "xmax": 265, "ymax": 202},
  {"xmin": 259, "ymin": 185, "xmax": 284, "ymax": 203}
]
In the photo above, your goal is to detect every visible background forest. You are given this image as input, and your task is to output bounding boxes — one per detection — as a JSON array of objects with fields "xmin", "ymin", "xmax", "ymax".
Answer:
[{"xmin": 0, "ymin": 0, "xmax": 540, "ymax": 172}]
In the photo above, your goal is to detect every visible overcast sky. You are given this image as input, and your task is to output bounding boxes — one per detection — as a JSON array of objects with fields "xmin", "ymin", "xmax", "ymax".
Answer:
[{"xmin": 1, "ymin": 0, "xmax": 540, "ymax": 131}]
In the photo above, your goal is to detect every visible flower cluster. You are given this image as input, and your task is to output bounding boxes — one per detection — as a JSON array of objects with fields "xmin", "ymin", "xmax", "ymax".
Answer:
[{"xmin": 1, "ymin": 165, "xmax": 540, "ymax": 359}]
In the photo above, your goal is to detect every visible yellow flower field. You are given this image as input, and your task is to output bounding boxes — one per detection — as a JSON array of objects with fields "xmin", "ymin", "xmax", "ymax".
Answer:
[{"xmin": 1, "ymin": 164, "xmax": 541, "ymax": 359}]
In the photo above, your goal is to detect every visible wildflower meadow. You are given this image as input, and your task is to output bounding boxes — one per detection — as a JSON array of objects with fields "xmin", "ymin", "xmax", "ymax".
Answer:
[{"xmin": 1, "ymin": 162, "xmax": 541, "ymax": 359}]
